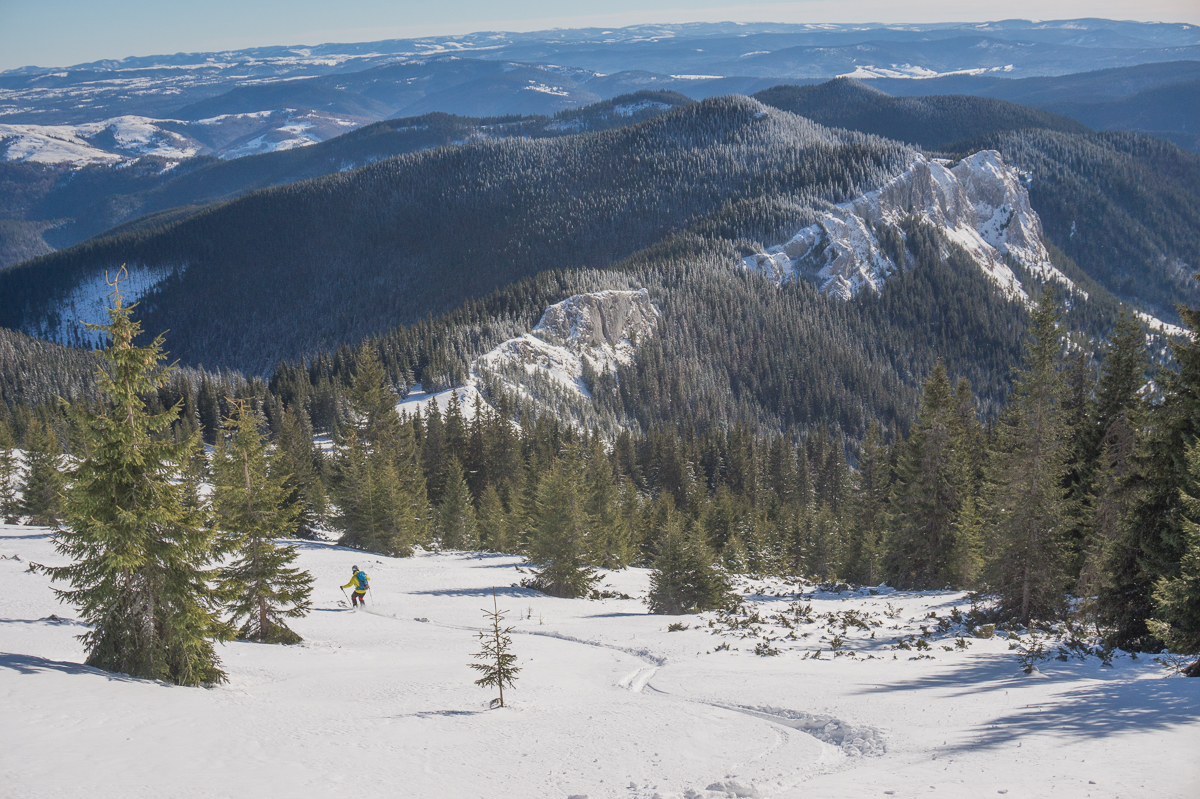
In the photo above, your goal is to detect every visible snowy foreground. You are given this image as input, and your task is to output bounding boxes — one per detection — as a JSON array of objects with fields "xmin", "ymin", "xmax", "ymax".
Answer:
[{"xmin": 1, "ymin": 525, "xmax": 1197, "ymax": 799}]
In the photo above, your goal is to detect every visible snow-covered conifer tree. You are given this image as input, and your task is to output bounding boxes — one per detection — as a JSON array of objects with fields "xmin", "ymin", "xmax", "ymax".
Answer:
[
  {"xmin": 213, "ymin": 400, "xmax": 313, "ymax": 644},
  {"xmin": 524, "ymin": 444, "xmax": 600, "ymax": 598},
  {"xmin": 0, "ymin": 418, "xmax": 20, "ymax": 524},
  {"xmin": 41, "ymin": 272, "xmax": 229, "ymax": 685}
]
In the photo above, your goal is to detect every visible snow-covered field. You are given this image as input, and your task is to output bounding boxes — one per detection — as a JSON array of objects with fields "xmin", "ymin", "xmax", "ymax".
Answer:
[{"xmin": 1, "ymin": 524, "xmax": 1196, "ymax": 798}]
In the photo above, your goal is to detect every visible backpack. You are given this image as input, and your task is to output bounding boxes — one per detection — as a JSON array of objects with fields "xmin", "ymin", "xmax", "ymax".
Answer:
[{"xmin": 355, "ymin": 571, "xmax": 369, "ymax": 590}]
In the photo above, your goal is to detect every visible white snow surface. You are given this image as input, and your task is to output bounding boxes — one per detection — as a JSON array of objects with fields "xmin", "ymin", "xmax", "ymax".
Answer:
[
  {"xmin": 396, "ymin": 383, "xmax": 487, "ymax": 420},
  {"xmin": 742, "ymin": 150, "xmax": 1076, "ymax": 302},
  {"xmin": 2, "ymin": 524, "xmax": 1197, "ymax": 798}
]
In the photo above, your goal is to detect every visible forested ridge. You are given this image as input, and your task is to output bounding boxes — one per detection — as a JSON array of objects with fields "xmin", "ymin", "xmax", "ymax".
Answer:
[
  {"xmin": 753, "ymin": 78, "xmax": 1089, "ymax": 149},
  {"xmin": 0, "ymin": 96, "xmax": 913, "ymax": 372}
]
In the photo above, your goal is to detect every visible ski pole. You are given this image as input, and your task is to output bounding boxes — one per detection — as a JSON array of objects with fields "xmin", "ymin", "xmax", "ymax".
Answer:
[{"xmin": 340, "ymin": 587, "xmax": 348, "ymax": 604}]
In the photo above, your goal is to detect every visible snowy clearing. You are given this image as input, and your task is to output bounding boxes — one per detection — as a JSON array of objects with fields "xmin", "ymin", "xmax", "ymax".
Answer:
[{"xmin": 1, "ymin": 524, "xmax": 1196, "ymax": 798}]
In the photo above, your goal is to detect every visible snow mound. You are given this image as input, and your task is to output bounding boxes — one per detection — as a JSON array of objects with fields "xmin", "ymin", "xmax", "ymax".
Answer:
[
  {"xmin": 742, "ymin": 150, "xmax": 1076, "ymax": 302},
  {"xmin": 723, "ymin": 705, "xmax": 886, "ymax": 756}
]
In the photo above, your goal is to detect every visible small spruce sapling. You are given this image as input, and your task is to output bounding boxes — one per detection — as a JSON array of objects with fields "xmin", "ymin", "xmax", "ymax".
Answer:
[{"xmin": 471, "ymin": 587, "xmax": 520, "ymax": 707}]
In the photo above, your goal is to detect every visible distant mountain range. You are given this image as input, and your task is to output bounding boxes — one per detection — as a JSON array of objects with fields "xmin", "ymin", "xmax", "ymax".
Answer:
[{"xmin": 2, "ymin": 19, "xmax": 1200, "ymax": 435}]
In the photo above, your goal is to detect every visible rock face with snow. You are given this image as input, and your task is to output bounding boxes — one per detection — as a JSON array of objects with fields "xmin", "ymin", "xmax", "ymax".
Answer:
[
  {"xmin": 477, "ymin": 289, "xmax": 658, "ymax": 401},
  {"xmin": 742, "ymin": 150, "xmax": 1075, "ymax": 301}
]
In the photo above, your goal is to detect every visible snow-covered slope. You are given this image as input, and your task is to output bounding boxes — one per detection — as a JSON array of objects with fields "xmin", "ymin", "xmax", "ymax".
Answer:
[
  {"xmin": 742, "ymin": 150, "xmax": 1076, "ymax": 302},
  {"xmin": 2, "ymin": 524, "xmax": 1197, "ymax": 798},
  {"xmin": 0, "ymin": 116, "xmax": 201, "ymax": 166}
]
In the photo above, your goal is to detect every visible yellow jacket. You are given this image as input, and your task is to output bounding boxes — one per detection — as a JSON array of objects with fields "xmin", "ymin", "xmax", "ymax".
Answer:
[{"xmin": 342, "ymin": 571, "xmax": 370, "ymax": 593}]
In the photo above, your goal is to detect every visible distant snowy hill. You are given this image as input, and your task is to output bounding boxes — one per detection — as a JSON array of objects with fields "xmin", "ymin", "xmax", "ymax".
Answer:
[{"xmin": 0, "ymin": 110, "xmax": 365, "ymax": 167}]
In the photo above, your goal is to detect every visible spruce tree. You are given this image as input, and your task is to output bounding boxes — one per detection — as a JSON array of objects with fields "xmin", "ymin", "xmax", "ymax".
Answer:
[
  {"xmin": 0, "ymin": 418, "xmax": 20, "ymax": 524},
  {"xmin": 524, "ymin": 446, "xmax": 600, "ymax": 598},
  {"xmin": 950, "ymin": 378, "xmax": 985, "ymax": 587},
  {"xmin": 1078, "ymin": 314, "xmax": 1148, "ymax": 616},
  {"xmin": 436, "ymin": 456, "xmax": 477, "ymax": 550},
  {"xmin": 476, "ymin": 483, "xmax": 513, "ymax": 552},
  {"xmin": 334, "ymin": 346, "xmax": 427, "ymax": 555},
  {"xmin": 884, "ymin": 364, "xmax": 964, "ymax": 589},
  {"xmin": 334, "ymin": 430, "xmax": 411, "ymax": 555},
  {"xmin": 21, "ymin": 415, "xmax": 65, "ymax": 526},
  {"xmin": 40, "ymin": 275, "xmax": 228, "ymax": 685},
  {"xmin": 984, "ymin": 291, "xmax": 1071, "ymax": 625},
  {"xmin": 1146, "ymin": 438, "xmax": 1200, "ymax": 675},
  {"xmin": 1093, "ymin": 308, "xmax": 1181, "ymax": 649},
  {"xmin": 470, "ymin": 588, "xmax": 520, "ymax": 707},
  {"xmin": 585, "ymin": 436, "xmax": 626, "ymax": 568},
  {"xmin": 212, "ymin": 400, "xmax": 313, "ymax": 644},
  {"xmin": 646, "ymin": 500, "xmax": 729, "ymax": 614},
  {"xmin": 276, "ymin": 404, "xmax": 328, "ymax": 538},
  {"xmin": 845, "ymin": 421, "xmax": 890, "ymax": 585},
  {"xmin": 179, "ymin": 435, "xmax": 211, "ymax": 514}
]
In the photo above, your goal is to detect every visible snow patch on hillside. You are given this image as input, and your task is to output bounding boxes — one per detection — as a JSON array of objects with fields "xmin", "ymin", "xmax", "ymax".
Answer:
[
  {"xmin": 741, "ymin": 150, "xmax": 1075, "ymax": 302},
  {"xmin": 396, "ymin": 384, "xmax": 487, "ymax": 420},
  {"xmin": 36, "ymin": 263, "xmax": 183, "ymax": 345},
  {"xmin": 1136, "ymin": 311, "xmax": 1187, "ymax": 338}
]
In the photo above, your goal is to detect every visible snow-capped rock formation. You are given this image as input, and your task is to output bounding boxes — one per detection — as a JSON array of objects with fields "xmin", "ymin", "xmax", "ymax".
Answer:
[
  {"xmin": 477, "ymin": 289, "xmax": 659, "ymax": 401},
  {"xmin": 742, "ymin": 150, "xmax": 1076, "ymax": 302}
]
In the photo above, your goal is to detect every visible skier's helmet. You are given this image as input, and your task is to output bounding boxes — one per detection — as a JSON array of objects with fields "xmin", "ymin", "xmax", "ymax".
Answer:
[{"xmin": 352, "ymin": 565, "xmax": 359, "ymax": 572}]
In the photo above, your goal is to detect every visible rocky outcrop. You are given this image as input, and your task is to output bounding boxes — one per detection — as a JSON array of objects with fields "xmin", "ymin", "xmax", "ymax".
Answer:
[
  {"xmin": 742, "ymin": 150, "xmax": 1076, "ymax": 301},
  {"xmin": 475, "ymin": 288, "xmax": 659, "ymax": 407}
]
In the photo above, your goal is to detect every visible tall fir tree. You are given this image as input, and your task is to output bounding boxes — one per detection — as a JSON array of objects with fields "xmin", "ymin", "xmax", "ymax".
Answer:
[
  {"xmin": 20, "ymin": 415, "xmax": 65, "ymax": 526},
  {"xmin": 436, "ymin": 456, "xmax": 477, "ymax": 550},
  {"xmin": 585, "ymin": 436, "xmax": 627, "ymax": 568},
  {"xmin": 845, "ymin": 420, "xmax": 890, "ymax": 585},
  {"xmin": 524, "ymin": 445, "xmax": 600, "ymax": 598},
  {"xmin": 1092, "ymin": 306, "xmax": 1185, "ymax": 648},
  {"xmin": 950, "ymin": 378, "xmax": 985, "ymax": 588},
  {"xmin": 476, "ymin": 483, "xmax": 513, "ymax": 552},
  {"xmin": 334, "ymin": 345, "xmax": 427, "ymax": 555},
  {"xmin": 884, "ymin": 364, "xmax": 966, "ymax": 589},
  {"xmin": 1147, "ymin": 438, "xmax": 1200, "ymax": 675},
  {"xmin": 212, "ymin": 400, "xmax": 313, "ymax": 644},
  {"xmin": 984, "ymin": 291, "xmax": 1072, "ymax": 624},
  {"xmin": 0, "ymin": 417, "xmax": 20, "ymax": 524},
  {"xmin": 1078, "ymin": 313, "xmax": 1149, "ymax": 616},
  {"xmin": 40, "ymin": 274, "xmax": 228, "ymax": 685},
  {"xmin": 646, "ymin": 499, "xmax": 729, "ymax": 614},
  {"xmin": 276, "ymin": 404, "xmax": 327, "ymax": 538}
]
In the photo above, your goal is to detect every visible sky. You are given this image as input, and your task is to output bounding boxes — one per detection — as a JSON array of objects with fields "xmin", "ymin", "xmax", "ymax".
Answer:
[{"xmin": 2, "ymin": 0, "xmax": 1198, "ymax": 71}]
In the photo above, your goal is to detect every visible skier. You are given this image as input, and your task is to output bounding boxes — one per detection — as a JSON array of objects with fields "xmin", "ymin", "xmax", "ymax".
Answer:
[{"xmin": 342, "ymin": 565, "xmax": 370, "ymax": 608}]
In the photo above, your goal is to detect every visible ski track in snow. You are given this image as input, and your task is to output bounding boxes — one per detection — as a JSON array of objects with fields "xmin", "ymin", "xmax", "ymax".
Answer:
[{"xmin": 2, "ymin": 526, "xmax": 1198, "ymax": 798}]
